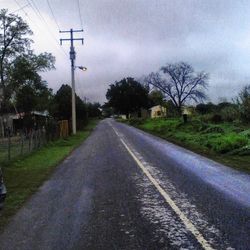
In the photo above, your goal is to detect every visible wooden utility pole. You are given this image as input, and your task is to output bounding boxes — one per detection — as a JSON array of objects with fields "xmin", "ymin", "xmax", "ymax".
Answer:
[{"xmin": 60, "ymin": 29, "xmax": 83, "ymax": 134}]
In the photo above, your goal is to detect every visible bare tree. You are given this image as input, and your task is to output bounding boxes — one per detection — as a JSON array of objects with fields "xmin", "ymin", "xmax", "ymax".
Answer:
[{"xmin": 144, "ymin": 62, "xmax": 209, "ymax": 114}]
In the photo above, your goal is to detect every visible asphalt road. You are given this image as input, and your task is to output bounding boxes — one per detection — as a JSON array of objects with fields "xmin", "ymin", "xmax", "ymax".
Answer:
[{"xmin": 0, "ymin": 119, "xmax": 249, "ymax": 250}]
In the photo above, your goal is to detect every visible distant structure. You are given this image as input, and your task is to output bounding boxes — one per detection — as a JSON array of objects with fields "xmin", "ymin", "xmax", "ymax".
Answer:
[{"xmin": 149, "ymin": 105, "xmax": 167, "ymax": 118}]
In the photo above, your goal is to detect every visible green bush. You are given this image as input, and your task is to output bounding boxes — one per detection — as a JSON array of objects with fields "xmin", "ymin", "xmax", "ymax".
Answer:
[
  {"xmin": 240, "ymin": 129, "xmax": 250, "ymax": 138},
  {"xmin": 237, "ymin": 85, "xmax": 250, "ymax": 122},
  {"xmin": 221, "ymin": 106, "xmax": 239, "ymax": 122},
  {"xmin": 207, "ymin": 133, "xmax": 248, "ymax": 153},
  {"xmin": 228, "ymin": 145, "xmax": 250, "ymax": 156},
  {"xmin": 203, "ymin": 126, "xmax": 225, "ymax": 134},
  {"xmin": 211, "ymin": 114, "xmax": 222, "ymax": 123},
  {"xmin": 128, "ymin": 118, "xmax": 146, "ymax": 126}
]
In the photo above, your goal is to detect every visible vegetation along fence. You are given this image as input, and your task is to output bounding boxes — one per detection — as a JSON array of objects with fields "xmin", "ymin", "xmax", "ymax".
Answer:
[
  {"xmin": 0, "ymin": 119, "xmax": 69, "ymax": 163},
  {"xmin": 0, "ymin": 129, "xmax": 47, "ymax": 163}
]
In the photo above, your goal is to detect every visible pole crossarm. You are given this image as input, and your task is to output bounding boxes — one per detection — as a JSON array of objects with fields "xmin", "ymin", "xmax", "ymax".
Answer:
[
  {"xmin": 60, "ymin": 38, "xmax": 84, "ymax": 45},
  {"xmin": 59, "ymin": 29, "xmax": 83, "ymax": 33}
]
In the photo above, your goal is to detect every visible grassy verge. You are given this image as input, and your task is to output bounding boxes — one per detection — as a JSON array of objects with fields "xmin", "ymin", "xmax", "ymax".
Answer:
[
  {"xmin": 121, "ymin": 118, "xmax": 250, "ymax": 173},
  {"xmin": 0, "ymin": 119, "xmax": 99, "ymax": 231}
]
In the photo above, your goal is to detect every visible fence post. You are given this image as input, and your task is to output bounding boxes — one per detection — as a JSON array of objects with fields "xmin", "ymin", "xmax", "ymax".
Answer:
[
  {"xmin": 29, "ymin": 131, "xmax": 31, "ymax": 152},
  {"xmin": 8, "ymin": 131, "xmax": 11, "ymax": 161},
  {"xmin": 20, "ymin": 133, "xmax": 24, "ymax": 155},
  {"xmin": 38, "ymin": 129, "xmax": 40, "ymax": 147},
  {"xmin": 35, "ymin": 130, "xmax": 37, "ymax": 149}
]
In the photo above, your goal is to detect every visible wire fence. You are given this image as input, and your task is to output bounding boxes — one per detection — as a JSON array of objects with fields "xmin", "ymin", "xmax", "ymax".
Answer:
[
  {"xmin": 0, "ymin": 118, "xmax": 89, "ymax": 163},
  {"xmin": 0, "ymin": 118, "xmax": 72, "ymax": 163},
  {"xmin": 0, "ymin": 129, "xmax": 52, "ymax": 163}
]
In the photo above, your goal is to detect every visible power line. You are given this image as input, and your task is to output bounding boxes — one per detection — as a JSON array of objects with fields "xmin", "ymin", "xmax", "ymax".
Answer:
[
  {"xmin": 11, "ymin": 3, "xmax": 30, "ymax": 14},
  {"xmin": 13, "ymin": 0, "xmax": 29, "ymax": 15},
  {"xmin": 77, "ymin": 0, "xmax": 84, "ymax": 30},
  {"xmin": 46, "ymin": 0, "xmax": 61, "ymax": 31},
  {"xmin": 26, "ymin": 0, "xmax": 68, "ymax": 58}
]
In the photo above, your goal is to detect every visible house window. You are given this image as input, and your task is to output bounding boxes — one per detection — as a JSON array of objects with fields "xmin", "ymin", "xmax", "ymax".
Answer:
[{"xmin": 157, "ymin": 111, "xmax": 161, "ymax": 116}]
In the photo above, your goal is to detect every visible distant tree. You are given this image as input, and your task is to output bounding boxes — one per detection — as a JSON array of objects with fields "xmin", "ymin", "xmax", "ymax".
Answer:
[
  {"xmin": 87, "ymin": 102, "xmax": 101, "ymax": 117},
  {"xmin": 236, "ymin": 85, "xmax": 250, "ymax": 122},
  {"xmin": 0, "ymin": 9, "xmax": 33, "ymax": 87},
  {"xmin": 101, "ymin": 102, "xmax": 113, "ymax": 118},
  {"xmin": 165, "ymin": 100, "xmax": 179, "ymax": 117},
  {"xmin": 217, "ymin": 102, "xmax": 233, "ymax": 111},
  {"xmin": 51, "ymin": 84, "xmax": 72, "ymax": 120},
  {"xmin": 196, "ymin": 102, "xmax": 217, "ymax": 115},
  {"xmin": 144, "ymin": 62, "xmax": 209, "ymax": 115},
  {"xmin": 106, "ymin": 77, "xmax": 149, "ymax": 118},
  {"xmin": 148, "ymin": 90, "xmax": 165, "ymax": 106},
  {"xmin": 220, "ymin": 105, "xmax": 239, "ymax": 122},
  {"xmin": 51, "ymin": 84, "xmax": 87, "ymax": 122}
]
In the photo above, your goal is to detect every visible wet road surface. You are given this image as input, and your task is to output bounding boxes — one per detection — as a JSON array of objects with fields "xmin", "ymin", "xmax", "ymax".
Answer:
[{"xmin": 0, "ymin": 119, "xmax": 249, "ymax": 249}]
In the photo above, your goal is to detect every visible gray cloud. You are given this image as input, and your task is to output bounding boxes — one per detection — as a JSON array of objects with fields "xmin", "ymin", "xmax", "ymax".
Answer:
[{"xmin": 3, "ymin": 0, "xmax": 250, "ymax": 103}]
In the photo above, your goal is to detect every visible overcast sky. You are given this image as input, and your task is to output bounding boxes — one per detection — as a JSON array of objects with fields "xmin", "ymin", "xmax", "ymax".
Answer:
[{"xmin": 1, "ymin": 0, "xmax": 250, "ymax": 104}]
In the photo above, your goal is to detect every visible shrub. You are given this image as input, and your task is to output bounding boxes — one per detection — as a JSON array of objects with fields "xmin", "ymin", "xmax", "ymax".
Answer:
[
  {"xmin": 203, "ymin": 126, "xmax": 225, "ymax": 134},
  {"xmin": 128, "ymin": 118, "xmax": 145, "ymax": 126},
  {"xmin": 198, "ymin": 122, "xmax": 209, "ymax": 131},
  {"xmin": 221, "ymin": 106, "xmax": 239, "ymax": 122},
  {"xmin": 210, "ymin": 114, "xmax": 222, "ymax": 123},
  {"xmin": 196, "ymin": 102, "xmax": 217, "ymax": 114},
  {"xmin": 207, "ymin": 133, "xmax": 248, "ymax": 153},
  {"xmin": 201, "ymin": 113, "xmax": 222, "ymax": 123},
  {"xmin": 236, "ymin": 85, "xmax": 250, "ymax": 123},
  {"xmin": 228, "ymin": 145, "xmax": 250, "ymax": 156},
  {"xmin": 240, "ymin": 129, "xmax": 250, "ymax": 138}
]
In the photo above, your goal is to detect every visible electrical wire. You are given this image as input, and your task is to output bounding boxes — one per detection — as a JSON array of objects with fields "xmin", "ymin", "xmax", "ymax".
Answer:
[
  {"xmin": 13, "ymin": 0, "xmax": 29, "ymax": 15},
  {"xmin": 46, "ymin": 0, "xmax": 61, "ymax": 31},
  {"xmin": 25, "ymin": 0, "xmax": 68, "ymax": 58},
  {"xmin": 77, "ymin": 0, "xmax": 84, "ymax": 30},
  {"xmin": 11, "ymin": 3, "xmax": 30, "ymax": 14}
]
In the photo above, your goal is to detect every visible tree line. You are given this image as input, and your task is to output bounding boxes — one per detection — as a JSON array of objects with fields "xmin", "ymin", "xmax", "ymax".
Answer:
[{"xmin": 106, "ymin": 62, "xmax": 250, "ymax": 123}]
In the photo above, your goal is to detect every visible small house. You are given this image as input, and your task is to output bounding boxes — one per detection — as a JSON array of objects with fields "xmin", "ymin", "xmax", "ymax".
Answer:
[{"xmin": 149, "ymin": 105, "xmax": 167, "ymax": 118}]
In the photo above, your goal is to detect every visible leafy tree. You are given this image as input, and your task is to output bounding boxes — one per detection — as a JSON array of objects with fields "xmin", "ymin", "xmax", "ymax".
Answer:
[
  {"xmin": 51, "ymin": 84, "xmax": 72, "ymax": 120},
  {"xmin": 217, "ymin": 102, "xmax": 233, "ymax": 111},
  {"xmin": 0, "ymin": 9, "xmax": 55, "ymax": 115},
  {"xmin": 148, "ymin": 90, "xmax": 165, "ymax": 106},
  {"xmin": 9, "ymin": 52, "xmax": 55, "ymax": 89},
  {"xmin": 106, "ymin": 77, "xmax": 149, "ymax": 118},
  {"xmin": 7, "ymin": 52, "xmax": 55, "ymax": 113},
  {"xmin": 101, "ymin": 102, "xmax": 114, "ymax": 118},
  {"xmin": 51, "ymin": 84, "xmax": 87, "ymax": 122},
  {"xmin": 165, "ymin": 100, "xmax": 179, "ymax": 117},
  {"xmin": 87, "ymin": 102, "xmax": 101, "ymax": 117},
  {"xmin": 16, "ymin": 85, "xmax": 37, "ymax": 113},
  {"xmin": 0, "ymin": 9, "xmax": 32, "ymax": 87},
  {"xmin": 220, "ymin": 105, "xmax": 239, "ymax": 122},
  {"xmin": 236, "ymin": 85, "xmax": 250, "ymax": 122},
  {"xmin": 144, "ymin": 62, "xmax": 209, "ymax": 115},
  {"xmin": 196, "ymin": 102, "xmax": 217, "ymax": 114}
]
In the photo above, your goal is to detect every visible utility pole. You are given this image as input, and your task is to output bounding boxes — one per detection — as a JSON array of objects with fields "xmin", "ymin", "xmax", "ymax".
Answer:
[{"xmin": 60, "ymin": 29, "xmax": 83, "ymax": 134}]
